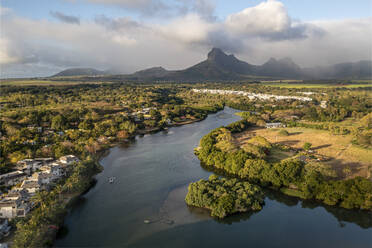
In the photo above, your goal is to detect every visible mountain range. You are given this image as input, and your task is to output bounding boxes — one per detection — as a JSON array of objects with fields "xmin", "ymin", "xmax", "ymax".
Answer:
[
  {"xmin": 52, "ymin": 48, "xmax": 372, "ymax": 81},
  {"xmin": 53, "ymin": 68, "xmax": 107, "ymax": 77}
]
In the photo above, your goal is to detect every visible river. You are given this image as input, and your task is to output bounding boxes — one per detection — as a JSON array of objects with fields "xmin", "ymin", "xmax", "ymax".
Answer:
[{"xmin": 55, "ymin": 107, "xmax": 372, "ymax": 247}]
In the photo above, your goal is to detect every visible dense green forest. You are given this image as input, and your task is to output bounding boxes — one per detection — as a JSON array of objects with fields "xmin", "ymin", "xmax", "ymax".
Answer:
[{"xmin": 185, "ymin": 175, "xmax": 264, "ymax": 218}]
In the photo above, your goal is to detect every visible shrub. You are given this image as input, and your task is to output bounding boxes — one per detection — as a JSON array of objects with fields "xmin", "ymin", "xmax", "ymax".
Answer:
[
  {"xmin": 303, "ymin": 142, "xmax": 312, "ymax": 151},
  {"xmin": 278, "ymin": 129, "xmax": 289, "ymax": 136}
]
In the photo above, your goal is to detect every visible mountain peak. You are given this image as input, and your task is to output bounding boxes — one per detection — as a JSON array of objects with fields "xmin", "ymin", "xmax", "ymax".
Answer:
[
  {"xmin": 52, "ymin": 67, "xmax": 106, "ymax": 77},
  {"xmin": 264, "ymin": 57, "xmax": 298, "ymax": 67},
  {"xmin": 132, "ymin": 66, "xmax": 169, "ymax": 78},
  {"xmin": 266, "ymin": 57, "xmax": 277, "ymax": 64},
  {"xmin": 260, "ymin": 56, "xmax": 302, "ymax": 77},
  {"xmin": 279, "ymin": 57, "xmax": 295, "ymax": 64},
  {"xmin": 207, "ymin": 48, "xmax": 229, "ymax": 61}
]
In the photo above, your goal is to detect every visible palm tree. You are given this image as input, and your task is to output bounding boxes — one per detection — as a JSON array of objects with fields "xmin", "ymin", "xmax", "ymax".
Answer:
[
  {"xmin": 54, "ymin": 185, "xmax": 63, "ymax": 202},
  {"xmin": 32, "ymin": 191, "xmax": 50, "ymax": 210},
  {"xmin": 63, "ymin": 178, "xmax": 75, "ymax": 193}
]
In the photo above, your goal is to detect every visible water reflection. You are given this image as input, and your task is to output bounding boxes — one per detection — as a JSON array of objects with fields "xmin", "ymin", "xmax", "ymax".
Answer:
[
  {"xmin": 302, "ymin": 201, "xmax": 372, "ymax": 229},
  {"xmin": 200, "ymin": 161, "xmax": 372, "ymax": 229},
  {"xmin": 267, "ymin": 189, "xmax": 372, "ymax": 229}
]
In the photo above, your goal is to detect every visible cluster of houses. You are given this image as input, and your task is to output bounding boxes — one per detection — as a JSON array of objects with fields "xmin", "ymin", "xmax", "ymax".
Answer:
[
  {"xmin": 0, "ymin": 155, "xmax": 79, "ymax": 222},
  {"xmin": 21, "ymin": 126, "xmax": 65, "ymax": 146},
  {"xmin": 130, "ymin": 107, "xmax": 157, "ymax": 122},
  {"xmin": 192, "ymin": 89, "xmax": 313, "ymax": 102}
]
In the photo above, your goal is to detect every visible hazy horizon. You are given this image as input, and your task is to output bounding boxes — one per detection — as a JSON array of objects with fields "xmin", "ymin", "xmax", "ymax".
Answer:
[{"xmin": 1, "ymin": 0, "xmax": 371, "ymax": 78}]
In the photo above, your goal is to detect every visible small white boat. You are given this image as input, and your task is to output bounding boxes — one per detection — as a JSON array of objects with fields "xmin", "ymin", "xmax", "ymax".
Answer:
[{"xmin": 109, "ymin": 177, "xmax": 115, "ymax": 183}]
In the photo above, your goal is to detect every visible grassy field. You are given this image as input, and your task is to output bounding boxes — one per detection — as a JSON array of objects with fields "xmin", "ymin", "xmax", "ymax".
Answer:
[
  {"xmin": 300, "ymin": 118, "xmax": 361, "ymax": 128},
  {"xmin": 236, "ymin": 127, "xmax": 372, "ymax": 179},
  {"xmin": 266, "ymin": 148, "xmax": 295, "ymax": 162}
]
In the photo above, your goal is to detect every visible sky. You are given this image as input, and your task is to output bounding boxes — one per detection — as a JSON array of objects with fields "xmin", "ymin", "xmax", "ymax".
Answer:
[{"xmin": 0, "ymin": 0, "xmax": 371, "ymax": 78}]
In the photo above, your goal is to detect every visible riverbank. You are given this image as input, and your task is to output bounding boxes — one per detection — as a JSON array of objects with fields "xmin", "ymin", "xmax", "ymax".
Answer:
[
  {"xmin": 193, "ymin": 119, "xmax": 372, "ymax": 213},
  {"xmin": 10, "ymin": 159, "xmax": 102, "ymax": 247},
  {"xmin": 25, "ymin": 109, "xmax": 218, "ymax": 247},
  {"xmin": 55, "ymin": 107, "xmax": 372, "ymax": 248}
]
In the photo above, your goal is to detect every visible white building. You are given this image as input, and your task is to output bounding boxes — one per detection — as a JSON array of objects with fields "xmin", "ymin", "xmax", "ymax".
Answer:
[
  {"xmin": 320, "ymin": 101, "xmax": 327, "ymax": 108},
  {"xmin": 16, "ymin": 159, "xmax": 42, "ymax": 171},
  {"xmin": 0, "ymin": 190, "xmax": 30, "ymax": 219},
  {"xmin": 32, "ymin": 172, "xmax": 52, "ymax": 185},
  {"xmin": 0, "ymin": 171, "xmax": 27, "ymax": 186},
  {"xmin": 20, "ymin": 180, "xmax": 41, "ymax": 194},
  {"xmin": 265, "ymin": 122, "xmax": 286, "ymax": 129},
  {"xmin": 59, "ymin": 155, "xmax": 79, "ymax": 165},
  {"xmin": 39, "ymin": 163, "xmax": 65, "ymax": 180},
  {"xmin": 0, "ymin": 200, "xmax": 30, "ymax": 219},
  {"xmin": 50, "ymin": 163, "xmax": 65, "ymax": 179}
]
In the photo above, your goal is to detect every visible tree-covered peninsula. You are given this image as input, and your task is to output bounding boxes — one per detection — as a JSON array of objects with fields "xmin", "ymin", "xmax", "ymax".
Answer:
[
  {"xmin": 185, "ymin": 175, "xmax": 264, "ymax": 218},
  {"xmin": 194, "ymin": 120, "xmax": 372, "ymax": 211}
]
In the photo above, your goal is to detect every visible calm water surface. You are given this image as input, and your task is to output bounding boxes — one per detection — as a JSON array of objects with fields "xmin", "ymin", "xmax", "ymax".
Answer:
[{"xmin": 56, "ymin": 107, "xmax": 372, "ymax": 247}]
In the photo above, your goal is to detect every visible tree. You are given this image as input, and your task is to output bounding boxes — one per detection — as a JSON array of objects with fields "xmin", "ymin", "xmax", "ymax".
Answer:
[
  {"xmin": 278, "ymin": 130, "xmax": 289, "ymax": 136},
  {"xmin": 119, "ymin": 121, "xmax": 137, "ymax": 134},
  {"xmin": 9, "ymin": 151, "xmax": 25, "ymax": 163},
  {"xmin": 241, "ymin": 143, "xmax": 266, "ymax": 158},
  {"xmin": 51, "ymin": 115, "xmax": 67, "ymax": 131},
  {"xmin": 32, "ymin": 191, "xmax": 50, "ymax": 210},
  {"xmin": 78, "ymin": 119, "xmax": 93, "ymax": 130},
  {"xmin": 149, "ymin": 109, "xmax": 161, "ymax": 121},
  {"xmin": 247, "ymin": 136, "xmax": 272, "ymax": 150},
  {"xmin": 256, "ymin": 120, "xmax": 266, "ymax": 127},
  {"xmin": 85, "ymin": 139, "xmax": 101, "ymax": 154},
  {"xmin": 303, "ymin": 142, "xmax": 312, "ymax": 151},
  {"xmin": 117, "ymin": 130, "xmax": 129, "ymax": 139}
]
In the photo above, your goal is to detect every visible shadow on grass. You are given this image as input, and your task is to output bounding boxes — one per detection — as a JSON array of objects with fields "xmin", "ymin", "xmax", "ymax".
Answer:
[
  {"xmin": 312, "ymin": 144, "xmax": 332, "ymax": 150},
  {"xmin": 289, "ymin": 132, "xmax": 302, "ymax": 136},
  {"xmin": 278, "ymin": 140, "xmax": 300, "ymax": 146}
]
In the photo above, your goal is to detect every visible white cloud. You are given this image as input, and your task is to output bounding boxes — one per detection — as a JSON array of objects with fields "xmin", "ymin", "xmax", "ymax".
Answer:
[
  {"xmin": 0, "ymin": 0, "xmax": 371, "ymax": 77},
  {"xmin": 0, "ymin": 38, "xmax": 19, "ymax": 64},
  {"xmin": 226, "ymin": 0, "xmax": 290, "ymax": 35},
  {"xmin": 111, "ymin": 34, "xmax": 137, "ymax": 46},
  {"xmin": 157, "ymin": 14, "xmax": 216, "ymax": 44}
]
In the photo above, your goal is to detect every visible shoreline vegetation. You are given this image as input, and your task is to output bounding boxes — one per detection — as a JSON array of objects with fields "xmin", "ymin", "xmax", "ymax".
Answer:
[
  {"xmin": 8, "ymin": 104, "xmax": 222, "ymax": 248},
  {"xmin": 189, "ymin": 118, "xmax": 372, "ymax": 218},
  {"xmin": 12, "ymin": 160, "xmax": 102, "ymax": 247}
]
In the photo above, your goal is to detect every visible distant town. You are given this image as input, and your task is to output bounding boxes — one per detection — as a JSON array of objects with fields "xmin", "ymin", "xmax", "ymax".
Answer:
[{"xmin": 192, "ymin": 89, "xmax": 313, "ymax": 101}]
